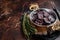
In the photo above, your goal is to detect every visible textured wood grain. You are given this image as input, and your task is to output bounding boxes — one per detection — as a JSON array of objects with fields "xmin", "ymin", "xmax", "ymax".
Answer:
[{"xmin": 0, "ymin": 0, "xmax": 59, "ymax": 40}]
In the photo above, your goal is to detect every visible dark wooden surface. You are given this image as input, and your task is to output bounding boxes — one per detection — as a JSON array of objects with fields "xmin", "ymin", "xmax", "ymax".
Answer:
[{"xmin": 0, "ymin": 0, "xmax": 60, "ymax": 40}]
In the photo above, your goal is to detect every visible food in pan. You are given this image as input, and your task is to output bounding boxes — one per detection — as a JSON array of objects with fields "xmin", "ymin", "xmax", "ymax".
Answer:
[
  {"xmin": 32, "ymin": 11, "xmax": 55, "ymax": 25},
  {"xmin": 22, "ymin": 8, "xmax": 59, "ymax": 40},
  {"xmin": 30, "ymin": 8, "xmax": 57, "ymax": 27}
]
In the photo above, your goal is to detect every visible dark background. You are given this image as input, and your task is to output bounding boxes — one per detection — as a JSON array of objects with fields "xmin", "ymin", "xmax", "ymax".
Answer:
[{"xmin": 0, "ymin": 0, "xmax": 60, "ymax": 40}]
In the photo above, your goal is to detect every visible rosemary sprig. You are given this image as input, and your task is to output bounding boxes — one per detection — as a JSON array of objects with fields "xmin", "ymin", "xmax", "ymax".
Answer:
[
  {"xmin": 22, "ymin": 13, "xmax": 30, "ymax": 40},
  {"xmin": 22, "ymin": 13, "xmax": 37, "ymax": 40}
]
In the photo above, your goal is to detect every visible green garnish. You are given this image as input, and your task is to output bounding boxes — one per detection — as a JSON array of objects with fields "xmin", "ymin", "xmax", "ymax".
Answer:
[{"xmin": 22, "ymin": 13, "xmax": 37, "ymax": 40}]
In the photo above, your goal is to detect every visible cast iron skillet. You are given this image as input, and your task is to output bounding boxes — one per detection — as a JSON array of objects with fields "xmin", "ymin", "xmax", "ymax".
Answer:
[
  {"xmin": 29, "ymin": 8, "xmax": 60, "ymax": 40},
  {"xmin": 29, "ymin": 8, "xmax": 58, "ymax": 27}
]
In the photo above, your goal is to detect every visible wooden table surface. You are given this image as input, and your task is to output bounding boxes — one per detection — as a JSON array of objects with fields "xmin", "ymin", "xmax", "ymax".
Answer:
[{"xmin": 0, "ymin": 0, "xmax": 60, "ymax": 40}]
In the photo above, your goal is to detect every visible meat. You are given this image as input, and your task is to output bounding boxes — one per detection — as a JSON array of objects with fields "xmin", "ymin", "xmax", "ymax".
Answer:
[
  {"xmin": 48, "ymin": 15, "xmax": 55, "ymax": 22},
  {"xmin": 43, "ymin": 11, "xmax": 49, "ymax": 17},
  {"xmin": 31, "ymin": 9, "xmax": 56, "ymax": 25},
  {"xmin": 37, "ymin": 11, "xmax": 44, "ymax": 19}
]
